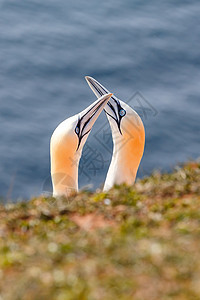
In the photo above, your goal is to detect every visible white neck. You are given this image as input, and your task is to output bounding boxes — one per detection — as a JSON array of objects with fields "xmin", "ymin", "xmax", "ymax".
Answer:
[
  {"xmin": 51, "ymin": 146, "xmax": 81, "ymax": 198},
  {"xmin": 104, "ymin": 120, "xmax": 145, "ymax": 191}
]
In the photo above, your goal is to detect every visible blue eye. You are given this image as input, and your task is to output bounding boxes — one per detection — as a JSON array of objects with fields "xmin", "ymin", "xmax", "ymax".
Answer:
[
  {"xmin": 119, "ymin": 109, "xmax": 126, "ymax": 117},
  {"xmin": 75, "ymin": 126, "xmax": 79, "ymax": 135}
]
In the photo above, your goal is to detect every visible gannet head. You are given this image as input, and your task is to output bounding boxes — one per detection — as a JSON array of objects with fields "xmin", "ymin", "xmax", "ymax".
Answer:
[
  {"xmin": 104, "ymin": 99, "xmax": 145, "ymax": 146},
  {"xmin": 85, "ymin": 76, "xmax": 145, "ymax": 189},
  {"xmin": 50, "ymin": 93, "xmax": 112, "ymax": 197},
  {"xmin": 85, "ymin": 76, "xmax": 145, "ymax": 144}
]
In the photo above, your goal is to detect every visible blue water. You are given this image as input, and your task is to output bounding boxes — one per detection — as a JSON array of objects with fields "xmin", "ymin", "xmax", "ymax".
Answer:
[{"xmin": 0, "ymin": 0, "xmax": 200, "ymax": 200}]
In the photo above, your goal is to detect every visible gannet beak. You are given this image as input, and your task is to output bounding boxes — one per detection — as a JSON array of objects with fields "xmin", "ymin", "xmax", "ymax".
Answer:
[
  {"xmin": 76, "ymin": 93, "xmax": 112, "ymax": 150},
  {"xmin": 85, "ymin": 76, "xmax": 125, "ymax": 134}
]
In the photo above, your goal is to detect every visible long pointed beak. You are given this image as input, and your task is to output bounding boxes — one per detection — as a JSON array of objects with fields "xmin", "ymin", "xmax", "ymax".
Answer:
[
  {"xmin": 85, "ymin": 76, "xmax": 125, "ymax": 134},
  {"xmin": 85, "ymin": 76, "xmax": 113, "ymax": 100},
  {"xmin": 76, "ymin": 93, "xmax": 112, "ymax": 150}
]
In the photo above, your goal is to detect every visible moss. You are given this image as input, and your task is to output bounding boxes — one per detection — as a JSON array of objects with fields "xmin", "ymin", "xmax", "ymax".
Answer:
[{"xmin": 0, "ymin": 161, "xmax": 200, "ymax": 299}]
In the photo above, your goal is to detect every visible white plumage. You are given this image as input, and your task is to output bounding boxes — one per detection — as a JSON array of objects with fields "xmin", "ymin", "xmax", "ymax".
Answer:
[
  {"xmin": 85, "ymin": 76, "xmax": 145, "ymax": 191},
  {"xmin": 50, "ymin": 93, "xmax": 112, "ymax": 197}
]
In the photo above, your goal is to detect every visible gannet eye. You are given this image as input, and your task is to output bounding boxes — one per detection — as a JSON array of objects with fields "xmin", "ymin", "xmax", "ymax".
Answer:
[
  {"xmin": 119, "ymin": 108, "xmax": 126, "ymax": 117},
  {"xmin": 75, "ymin": 126, "xmax": 80, "ymax": 135}
]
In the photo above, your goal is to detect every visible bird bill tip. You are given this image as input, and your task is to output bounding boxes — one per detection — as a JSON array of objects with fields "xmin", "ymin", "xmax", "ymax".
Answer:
[
  {"xmin": 102, "ymin": 93, "xmax": 112, "ymax": 101},
  {"xmin": 106, "ymin": 93, "xmax": 113, "ymax": 97},
  {"xmin": 85, "ymin": 75, "xmax": 91, "ymax": 80},
  {"xmin": 85, "ymin": 75, "xmax": 96, "ymax": 83}
]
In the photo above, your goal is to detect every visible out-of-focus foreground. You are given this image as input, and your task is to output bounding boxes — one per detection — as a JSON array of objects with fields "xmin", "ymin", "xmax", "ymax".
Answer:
[{"xmin": 0, "ymin": 161, "xmax": 200, "ymax": 300}]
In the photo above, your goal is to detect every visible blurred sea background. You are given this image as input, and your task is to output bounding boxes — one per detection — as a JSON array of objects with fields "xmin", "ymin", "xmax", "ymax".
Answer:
[{"xmin": 0, "ymin": 0, "xmax": 200, "ymax": 200}]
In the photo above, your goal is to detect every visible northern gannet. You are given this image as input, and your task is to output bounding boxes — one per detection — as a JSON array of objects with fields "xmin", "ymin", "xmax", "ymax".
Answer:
[
  {"xmin": 50, "ymin": 93, "xmax": 112, "ymax": 197},
  {"xmin": 85, "ymin": 76, "xmax": 145, "ymax": 191}
]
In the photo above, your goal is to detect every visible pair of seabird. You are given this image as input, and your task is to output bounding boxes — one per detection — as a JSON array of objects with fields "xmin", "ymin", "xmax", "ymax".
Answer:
[{"xmin": 50, "ymin": 77, "xmax": 145, "ymax": 197}]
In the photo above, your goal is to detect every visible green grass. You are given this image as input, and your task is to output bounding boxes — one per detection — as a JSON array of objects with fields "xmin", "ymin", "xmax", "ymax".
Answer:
[{"xmin": 0, "ymin": 161, "xmax": 200, "ymax": 300}]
